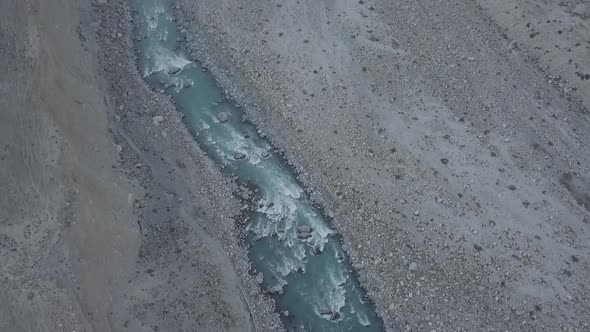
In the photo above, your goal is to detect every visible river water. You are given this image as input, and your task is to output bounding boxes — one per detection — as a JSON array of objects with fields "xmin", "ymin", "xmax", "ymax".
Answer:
[{"xmin": 130, "ymin": 0, "xmax": 383, "ymax": 330}]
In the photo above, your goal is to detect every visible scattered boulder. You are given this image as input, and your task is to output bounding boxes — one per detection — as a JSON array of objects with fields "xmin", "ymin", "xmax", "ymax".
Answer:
[
  {"xmin": 409, "ymin": 262, "xmax": 418, "ymax": 271},
  {"xmin": 297, "ymin": 225, "xmax": 313, "ymax": 239},
  {"xmin": 152, "ymin": 115, "xmax": 164, "ymax": 125},
  {"xmin": 297, "ymin": 225, "xmax": 312, "ymax": 233},
  {"xmin": 269, "ymin": 284, "xmax": 283, "ymax": 294},
  {"xmin": 234, "ymin": 152, "xmax": 246, "ymax": 160},
  {"xmin": 216, "ymin": 111, "xmax": 229, "ymax": 123},
  {"xmin": 255, "ymin": 272, "xmax": 263, "ymax": 284}
]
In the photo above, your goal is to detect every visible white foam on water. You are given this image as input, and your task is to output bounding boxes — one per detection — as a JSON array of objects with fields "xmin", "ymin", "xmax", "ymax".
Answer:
[
  {"xmin": 257, "ymin": 197, "xmax": 297, "ymax": 224},
  {"xmin": 168, "ymin": 76, "xmax": 193, "ymax": 92},
  {"xmin": 327, "ymin": 269, "xmax": 347, "ymax": 313},
  {"xmin": 145, "ymin": 2, "xmax": 165, "ymax": 32},
  {"xmin": 199, "ymin": 120, "xmax": 210, "ymax": 130},
  {"xmin": 328, "ymin": 262, "xmax": 347, "ymax": 286},
  {"xmin": 143, "ymin": 45, "xmax": 191, "ymax": 77},
  {"xmin": 357, "ymin": 308, "xmax": 371, "ymax": 326},
  {"xmin": 298, "ymin": 207, "xmax": 334, "ymax": 251},
  {"xmin": 274, "ymin": 252, "xmax": 303, "ymax": 277},
  {"xmin": 330, "ymin": 285, "xmax": 347, "ymax": 313},
  {"xmin": 293, "ymin": 241, "xmax": 306, "ymax": 261}
]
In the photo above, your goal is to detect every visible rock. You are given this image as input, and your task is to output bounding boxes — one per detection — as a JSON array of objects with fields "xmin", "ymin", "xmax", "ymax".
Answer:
[
  {"xmin": 572, "ymin": 4, "xmax": 590, "ymax": 18},
  {"xmin": 318, "ymin": 306, "xmax": 332, "ymax": 315},
  {"xmin": 414, "ymin": 210, "xmax": 420, "ymax": 216},
  {"xmin": 283, "ymin": 310, "xmax": 289, "ymax": 317},
  {"xmin": 216, "ymin": 111, "xmax": 229, "ymax": 123},
  {"xmin": 234, "ymin": 153, "xmax": 246, "ymax": 160},
  {"xmin": 255, "ymin": 272, "xmax": 263, "ymax": 284},
  {"xmin": 297, "ymin": 225, "xmax": 312, "ymax": 239},
  {"xmin": 297, "ymin": 225, "xmax": 312, "ymax": 233},
  {"xmin": 508, "ymin": 40, "xmax": 518, "ymax": 50},
  {"xmin": 440, "ymin": 158, "xmax": 449, "ymax": 165},
  {"xmin": 261, "ymin": 151, "xmax": 270, "ymax": 158},
  {"xmin": 409, "ymin": 262, "xmax": 418, "ymax": 271},
  {"xmin": 358, "ymin": 274, "xmax": 367, "ymax": 283},
  {"xmin": 297, "ymin": 232, "xmax": 312, "ymax": 239},
  {"xmin": 508, "ymin": 185, "xmax": 516, "ymax": 191},
  {"xmin": 467, "ymin": 56, "xmax": 475, "ymax": 61},
  {"xmin": 152, "ymin": 115, "xmax": 164, "ymax": 125},
  {"xmin": 116, "ymin": 144, "xmax": 123, "ymax": 153},
  {"xmin": 330, "ymin": 311, "xmax": 341, "ymax": 321},
  {"xmin": 269, "ymin": 285, "xmax": 283, "ymax": 294}
]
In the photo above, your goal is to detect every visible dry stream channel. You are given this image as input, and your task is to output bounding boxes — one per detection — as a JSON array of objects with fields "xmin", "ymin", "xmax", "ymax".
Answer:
[{"xmin": 131, "ymin": 0, "xmax": 383, "ymax": 330}]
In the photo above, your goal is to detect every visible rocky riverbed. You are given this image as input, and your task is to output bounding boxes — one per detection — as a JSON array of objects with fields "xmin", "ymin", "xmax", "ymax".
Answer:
[
  {"xmin": 173, "ymin": 0, "xmax": 590, "ymax": 330},
  {"xmin": 2, "ymin": 0, "xmax": 589, "ymax": 331}
]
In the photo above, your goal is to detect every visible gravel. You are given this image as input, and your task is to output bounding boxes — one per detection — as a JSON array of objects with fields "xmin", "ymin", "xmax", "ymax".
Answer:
[{"xmin": 172, "ymin": 0, "xmax": 590, "ymax": 330}]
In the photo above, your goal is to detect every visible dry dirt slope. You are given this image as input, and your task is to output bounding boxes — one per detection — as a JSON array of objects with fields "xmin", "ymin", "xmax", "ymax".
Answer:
[{"xmin": 0, "ymin": 0, "xmax": 140, "ymax": 330}]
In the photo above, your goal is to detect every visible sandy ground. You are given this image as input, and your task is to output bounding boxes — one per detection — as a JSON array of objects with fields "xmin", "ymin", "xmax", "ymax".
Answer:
[
  {"xmin": 1, "ymin": 0, "xmax": 139, "ymax": 330},
  {"xmin": 175, "ymin": 0, "xmax": 590, "ymax": 330},
  {"xmin": 2, "ymin": 0, "xmax": 590, "ymax": 331}
]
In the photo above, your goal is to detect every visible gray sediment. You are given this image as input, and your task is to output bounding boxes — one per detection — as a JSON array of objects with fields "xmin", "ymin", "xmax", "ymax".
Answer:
[
  {"xmin": 172, "ymin": 0, "xmax": 590, "ymax": 331},
  {"xmin": 93, "ymin": 0, "xmax": 283, "ymax": 330}
]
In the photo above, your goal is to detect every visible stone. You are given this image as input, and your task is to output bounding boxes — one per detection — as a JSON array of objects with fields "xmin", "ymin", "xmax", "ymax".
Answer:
[
  {"xmin": 330, "ymin": 311, "xmax": 341, "ymax": 321},
  {"xmin": 269, "ymin": 285, "xmax": 283, "ymax": 294},
  {"xmin": 234, "ymin": 153, "xmax": 246, "ymax": 160},
  {"xmin": 358, "ymin": 274, "xmax": 367, "ymax": 283},
  {"xmin": 216, "ymin": 111, "xmax": 229, "ymax": 123},
  {"xmin": 255, "ymin": 272, "xmax": 263, "ymax": 284},
  {"xmin": 297, "ymin": 225, "xmax": 312, "ymax": 233},
  {"xmin": 152, "ymin": 115, "xmax": 164, "ymax": 125},
  {"xmin": 297, "ymin": 232, "xmax": 312, "ymax": 239},
  {"xmin": 409, "ymin": 262, "xmax": 418, "ymax": 271},
  {"xmin": 508, "ymin": 40, "xmax": 518, "ymax": 49}
]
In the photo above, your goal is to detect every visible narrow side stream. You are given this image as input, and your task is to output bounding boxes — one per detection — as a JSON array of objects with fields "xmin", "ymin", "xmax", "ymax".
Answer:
[{"xmin": 131, "ymin": 0, "xmax": 383, "ymax": 330}]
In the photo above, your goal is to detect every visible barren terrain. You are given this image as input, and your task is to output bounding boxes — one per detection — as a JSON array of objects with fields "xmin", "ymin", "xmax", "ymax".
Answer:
[{"xmin": 1, "ymin": 0, "xmax": 589, "ymax": 331}]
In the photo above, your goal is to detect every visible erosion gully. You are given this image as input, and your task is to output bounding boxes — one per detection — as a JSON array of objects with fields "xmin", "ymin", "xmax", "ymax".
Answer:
[{"xmin": 130, "ymin": 0, "xmax": 383, "ymax": 330}]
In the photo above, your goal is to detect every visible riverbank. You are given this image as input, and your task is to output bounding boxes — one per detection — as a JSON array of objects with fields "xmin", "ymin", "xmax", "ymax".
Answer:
[
  {"xmin": 1, "ymin": 0, "xmax": 139, "ymax": 330},
  {"xmin": 1, "ymin": 0, "xmax": 282, "ymax": 330},
  {"xmin": 94, "ymin": 0, "xmax": 283, "ymax": 330},
  {"xmin": 3, "ymin": 0, "xmax": 590, "ymax": 330},
  {"xmin": 175, "ymin": 0, "xmax": 590, "ymax": 330}
]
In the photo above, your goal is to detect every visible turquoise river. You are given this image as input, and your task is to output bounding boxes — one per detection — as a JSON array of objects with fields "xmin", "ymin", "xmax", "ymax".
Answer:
[{"xmin": 131, "ymin": 0, "xmax": 384, "ymax": 330}]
